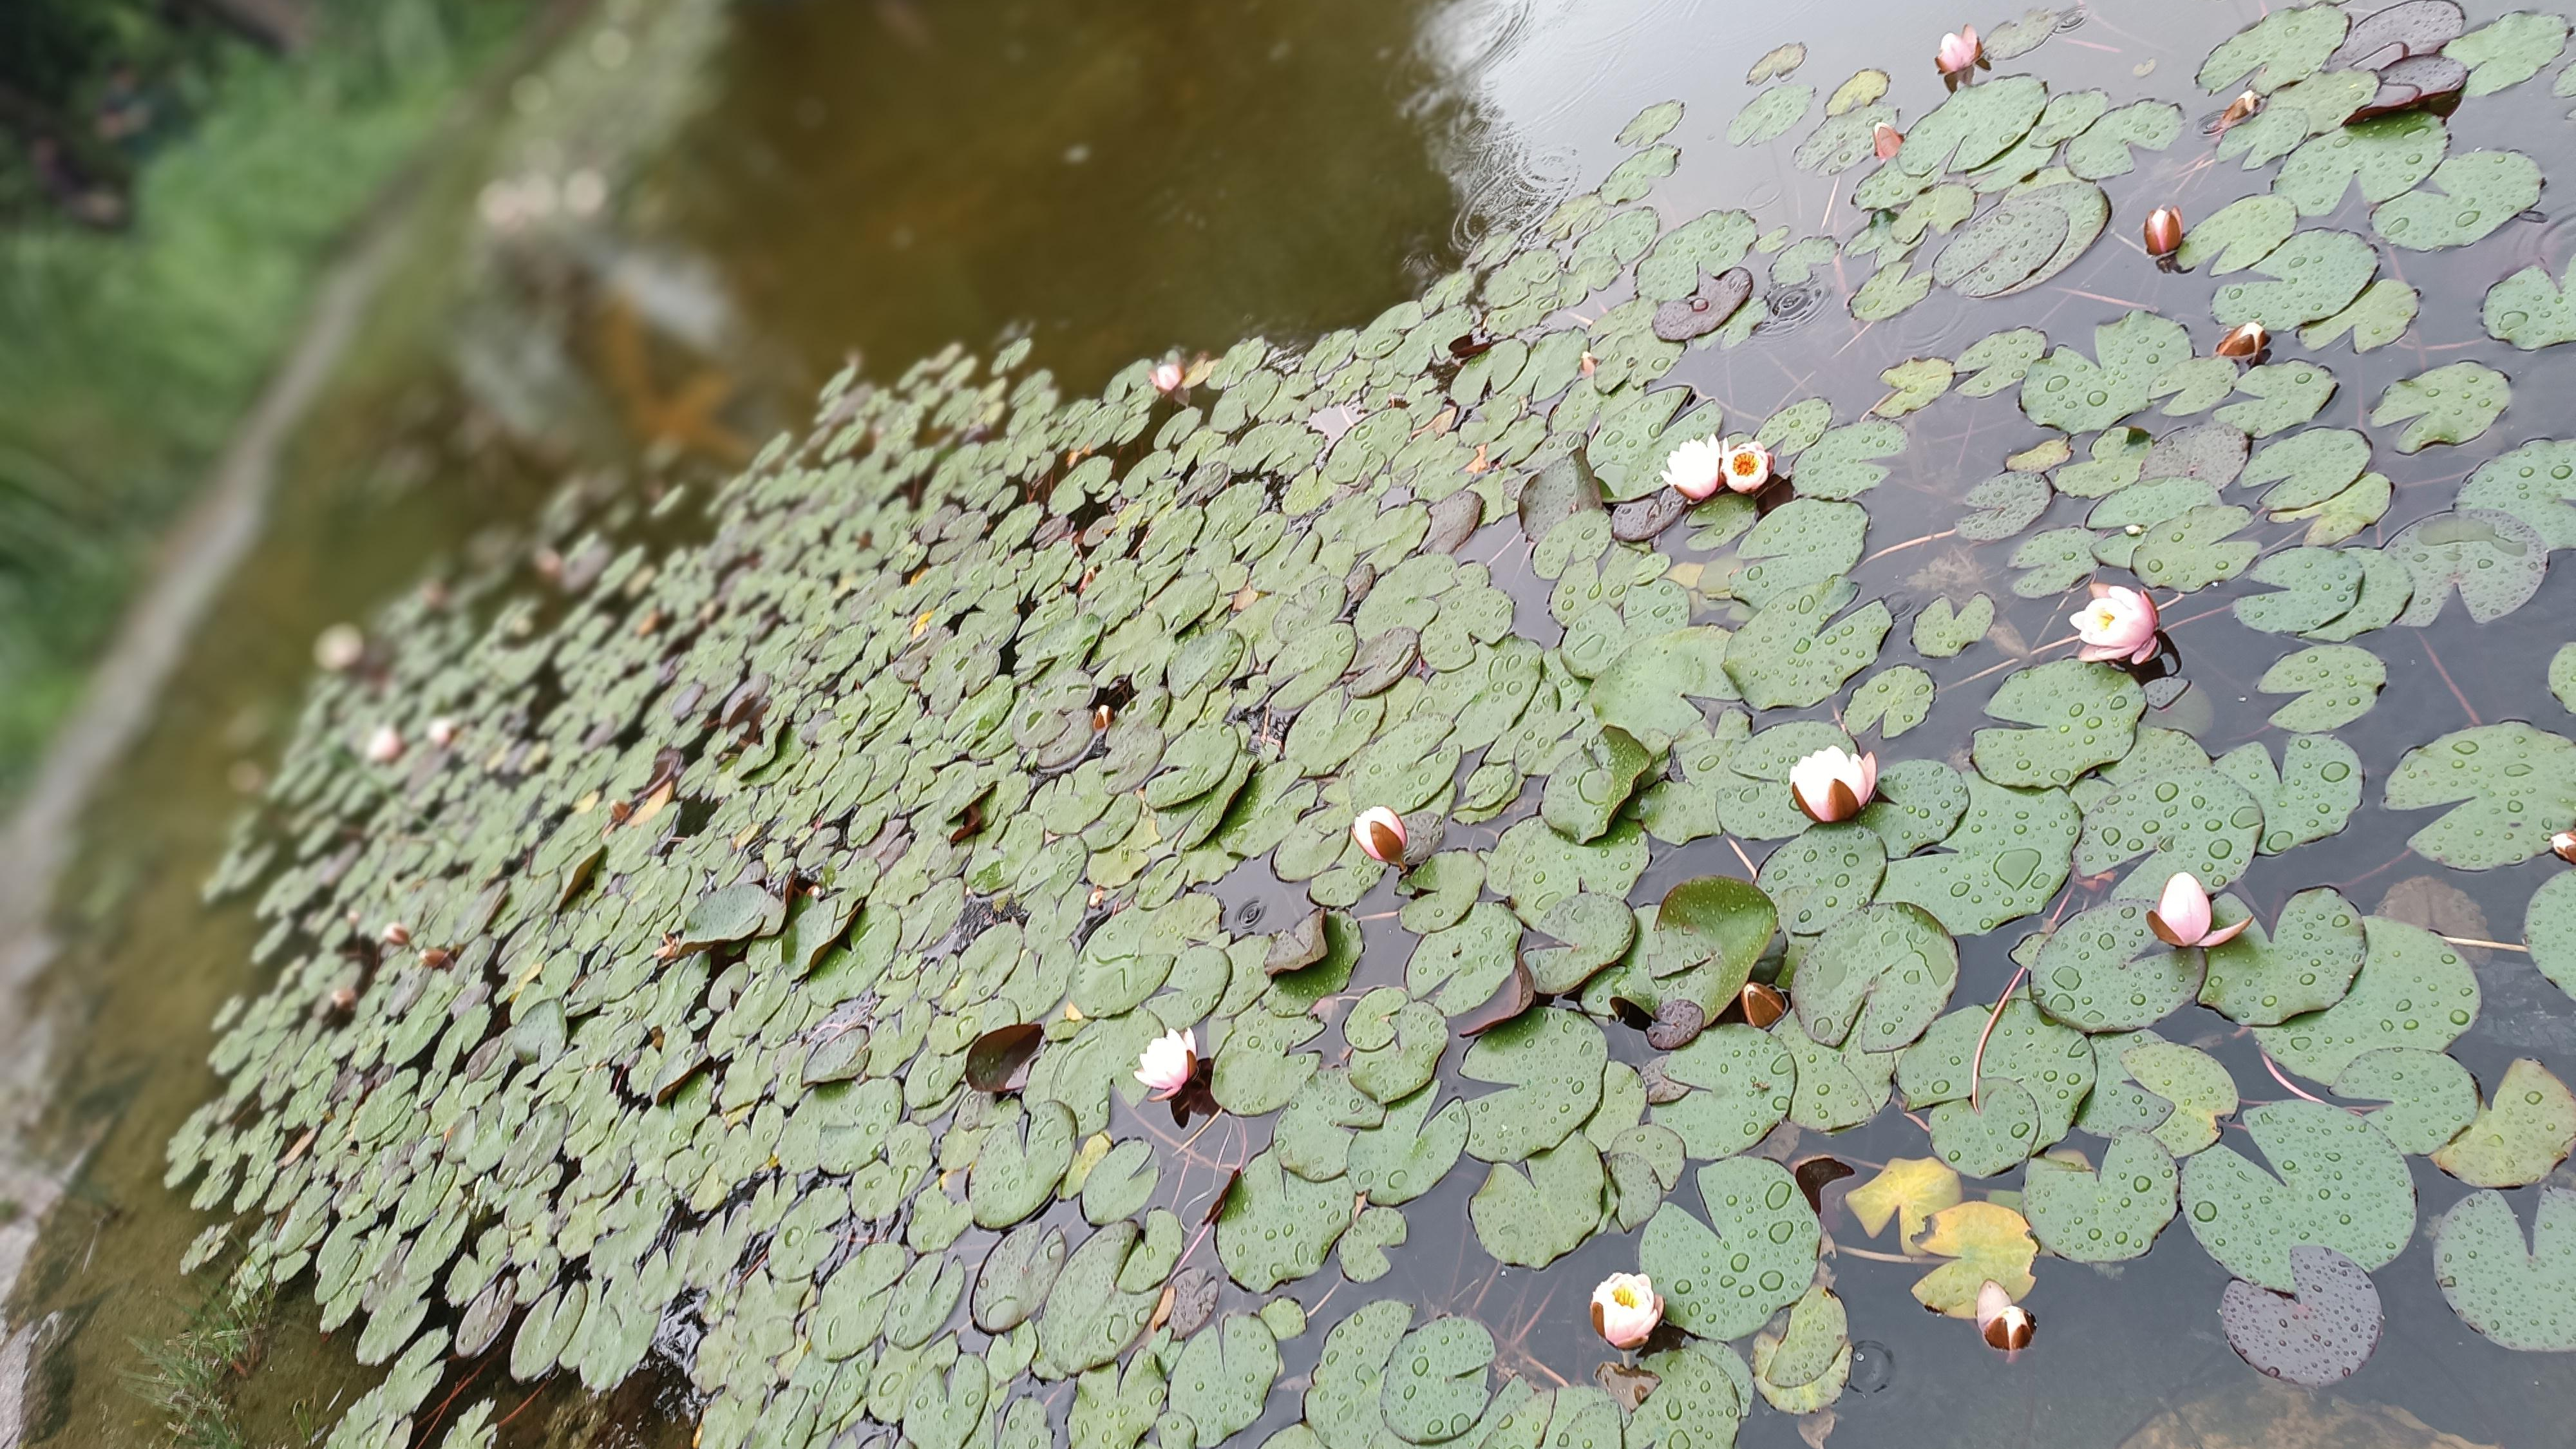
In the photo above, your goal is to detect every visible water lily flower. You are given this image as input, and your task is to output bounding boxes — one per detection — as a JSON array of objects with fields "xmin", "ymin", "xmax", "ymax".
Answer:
[
  {"xmin": 1591, "ymin": 1272, "xmax": 1663, "ymax": 1349},
  {"xmin": 1662, "ymin": 436, "xmax": 1729, "ymax": 501},
  {"xmin": 1150, "ymin": 361, "xmax": 1185, "ymax": 394},
  {"xmin": 2147, "ymin": 871, "xmax": 2250, "ymax": 949},
  {"xmin": 2143, "ymin": 206, "xmax": 2184, "ymax": 261},
  {"xmin": 314, "ymin": 623, "xmax": 365, "ymax": 672},
  {"xmin": 381, "ymin": 922, "xmax": 412, "ymax": 947},
  {"xmin": 1873, "ymin": 122, "xmax": 1904, "ymax": 159},
  {"xmin": 2219, "ymin": 89, "xmax": 2260, "ymax": 128},
  {"xmin": 1352, "ymin": 806, "xmax": 1408, "ymax": 864},
  {"xmin": 1790, "ymin": 746, "xmax": 1879, "ymax": 823},
  {"xmin": 1976, "ymin": 1280, "xmax": 2034, "ymax": 1351},
  {"xmin": 1135, "ymin": 1027, "xmax": 1198, "ymax": 1101},
  {"xmin": 2070, "ymin": 583, "xmax": 2160, "ymax": 665},
  {"xmin": 364, "ymin": 724, "xmax": 405, "ymax": 764},
  {"xmin": 426, "ymin": 717, "xmax": 460, "ymax": 750},
  {"xmin": 2215, "ymin": 321, "xmax": 2268, "ymax": 359},
  {"xmin": 2555, "ymin": 829, "xmax": 2576, "ymax": 864},
  {"xmin": 1936, "ymin": 27, "xmax": 1981, "ymax": 77},
  {"xmin": 1720, "ymin": 438, "xmax": 1774, "ymax": 494}
]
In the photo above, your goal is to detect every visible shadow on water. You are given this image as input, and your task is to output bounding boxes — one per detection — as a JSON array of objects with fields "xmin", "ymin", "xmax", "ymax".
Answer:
[{"xmin": 6, "ymin": 0, "xmax": 2576, "ymax": 1446}]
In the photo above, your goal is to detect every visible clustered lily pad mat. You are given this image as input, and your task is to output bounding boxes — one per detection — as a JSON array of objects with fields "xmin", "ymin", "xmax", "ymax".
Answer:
[{"xmin": 169, "ymin": 3, "xmax": 2576, "ymax": 1446}]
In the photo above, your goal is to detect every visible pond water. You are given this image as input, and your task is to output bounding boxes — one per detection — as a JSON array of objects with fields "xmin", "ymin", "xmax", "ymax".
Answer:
[{"xmin": 8, "ymin": 1, "xmax": 2576, "ymax": 1448}]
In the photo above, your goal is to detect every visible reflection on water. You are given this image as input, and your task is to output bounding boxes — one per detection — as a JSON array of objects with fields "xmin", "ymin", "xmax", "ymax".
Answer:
[{"xmin": 6, "ymin": 0, "xmax": 2576, "ymax": 1446}]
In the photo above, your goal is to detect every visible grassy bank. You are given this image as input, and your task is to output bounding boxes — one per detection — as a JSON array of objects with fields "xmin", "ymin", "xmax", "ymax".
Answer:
[{"xmin": 0, "ymin": 0, "xmax": 531, "ymax": 803}]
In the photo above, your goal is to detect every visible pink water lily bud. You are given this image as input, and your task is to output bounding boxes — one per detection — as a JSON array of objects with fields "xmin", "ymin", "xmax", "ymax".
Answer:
[
  {"xmin": 1937, "ymin": 27, "xmax": 1981, "ymax": 75},
  {"xmin": 314, "ymin": 623, "xmax": 365, "ymax": 672},
  {"xmin": 1873, "ymin": 122, "xmax": 1904, "ymax": 159},
  {"xmin": 1721, "ymin": 439, "xmax": 1774, "ymax": 494},
  {"xmin": 364, "ymin": 724, "xmax": 406, "ymax": 764},
  {"xmin": 1976, "ymin": 1280, "xmax": 2034, "ymax": 1351},
  {"xmin": 2144, "ymin": 206, "xmax": 2184, "ymax": 260},
  {"xmin": 2555, "ymin": 829, "xmax": 2576, "ymax": 864},
  {"xmin": 2147, "ymin": 871, "xmax": 2249, "ymax": 949},
  {"xmin": 426, "ymin": 717, "xmax": 460, "ymax": 749},
  {"xmin": 1591, "ymin": 1272, "xmax": 1663, "ymax": 1349},
  {"xmin": 1135, "ymin": 1027, "xmax": 1197, "ymax": 1101},
  {"xmin": 381, "ymin": 921, "xmax": 412, "ymax": 947},
  {"xmin": 1150, "ymin": 361, "xmax": 1185, "ymax": 394},
  {"xmin": 1790, "ymin": 746, "xmax": 1878, "ymax": 823},
  {"xmin": 1352, "ymin": 806, "xmax": 1408, "ymax": 864},
  {"xmin": 2070, "ymin": 583, "xmax": 2160, "ymax": 665},
  {"xmin": 1661, "ymin": 436, "xmax": 1729, "ymax": 502},
  {"xmin": 2220, "ymin": 90, "xmax": 2260, "ymax": 128}
]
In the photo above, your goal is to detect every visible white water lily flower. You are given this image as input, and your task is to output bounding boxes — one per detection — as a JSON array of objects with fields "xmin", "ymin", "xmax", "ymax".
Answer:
[
  {"xmin": 1591, "ymin": 1272, "xmax": 1663, "ymax": 1349},
  {"xmin": 1135, "ymin": 1027, "xmax": 1197, "ymax": 1101},
  {"xmin": 1662, "ymin": 436, "xmax": 1729, "ymax": 501},
  {"xmin": 1790, "ymin": 746, "xmax": 1879, "ymax": 823},
  {"xmin": 1719, "ymin": 438, "xmax": 1773, "ymax": 494}
]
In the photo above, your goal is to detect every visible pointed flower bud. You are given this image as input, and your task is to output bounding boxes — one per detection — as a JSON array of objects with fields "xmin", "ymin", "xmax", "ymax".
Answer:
[
  {"xmin": 1790, "ymin": 746, "xmax": 1878, "ymax": 823},
  {"xmin": 2144, "ymin": 206, "xmax": 2184, "ymax": 260},
  {"xmin": 1352, "ymin": 806, "xmax": 1408, "ymax": 865}
]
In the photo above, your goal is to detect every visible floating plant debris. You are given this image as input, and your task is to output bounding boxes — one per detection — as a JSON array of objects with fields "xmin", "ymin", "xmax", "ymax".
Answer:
[{"xmin": 156, "ymin": 5, "xmax": 2576, "ymax": 1445}]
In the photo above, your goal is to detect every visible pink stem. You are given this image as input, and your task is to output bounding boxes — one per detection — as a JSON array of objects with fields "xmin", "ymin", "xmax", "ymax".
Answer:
[
  {"xmin": 1969, "ymin": 965, "xmax": 2029, "ymax": 1111},
  {"xmin": 2260, "ymin": 1052, "xmax": 2336, "ymax": 1108}
]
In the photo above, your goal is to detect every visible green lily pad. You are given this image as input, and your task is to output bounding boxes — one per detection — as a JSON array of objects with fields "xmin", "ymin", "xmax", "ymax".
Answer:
[
  {"xmin": 1215, "ymin": 1151, "xmax": 1349, "ymax": 1293},
  {"xmin": 2483, "ymin": 258, "xmax": 2576, "ymax": 350},
  {"xmin": 2067, "ymin": 100, "xmax": 2182, "ymax": 179},
  {"xmin": 1653, "ymin": 1023, "xmax": 1796, "ymax": 1158},
  {"xmin": 1928, "ymin": 1078, "xmax": 2045, "ymax": 1177},
  {"xmin": 2530, "ymin": 872, "xmax": 2576, "ymax": 1000},
  {"xmin": 1730, "ymin": 85, "xmax": 1815, "ymax": 146},
  {"xmin": 1972, "ymin": 659, "xmax": 2145, "ymax": 790},
  {"xmin": 1617, "ymin": 100, "xmax": 1686, "ymax": 147},
  {"xmin": 2177, "ymin": 194, "xmax": 2297, "ymax": 273},
  {"xmin": 1899, "ymin": 999, "xmax": 2094, "ymax": 1144},
  {"xmin": 1789, "ymin": 421, "xmax": 1905, "ymax": 501},
  {"xmin": 1876, "ymin": 775, "xmax": 2079, "ymax": 935},
  {"xmin": 1038, "ymin": 1221, "xmax": 1160, "ymax": 1379},
  {"xmin": 1911, "ymin": 594, "xmax": 1993, "ymax": 658},
  {"xmin": 2390, "ymin": 509, "xmax": 2550, "ymax": 627},
  {"xmin": 1469, "ymin": 1135, "xmax": 1606, "ymax": 1269},
  {"xmin": 1757, "ymin": 824, "xmax": 1887, "ymax": 938},
  {"xmin": 2300, "ymin": 278, "xmax": 2419, "ymax": 352},
  {"xmin": 2373, "ymin": 151, "xmax": 2543, "ymax": 251},
  {"xmin": 1168, "ymin": 1315, "xmax": 1282, "ymax": 1449},
  {"xmin": 1793, "ymin": 904, "xmax": 1957, "ymax": 1052},
  {"xmin": 1656, "ymin": 876, "xmax": 1780, "ymax": 990},
  {"xmin": 2433, "ymin": 1059, "xmax": 2576, "ymax": 1188},
  {"xmin": 2458, "ymin": 439, "xmax": 2576, "ymax": 547},
  {"xmin": 2199, "ymin": 886, "xmax": 2366, "ymax": 1025},
  {"xmin": 2123, "ymin": 1041, "xmax": 2238, "ymax": 1158},
  {"xmin": 2450, "ymin": 10, "xmax": 2571, "ymax": 95},
  {"xmin": 2133, "ymin": 505, "xmax": 2258, "ymax": 591},
  {"xmin": 1348, "ymin": 1086, "xmax": 1469, "ymax": 1206},
  {"xmin": 2029, "ymin": 898, "xmax": 2206, "ymax": 1034},
  {"xmin": 2334, "ymin": 1046, "xmax": 2479, "ymax": 1155},
  {"xmin": 2181, "ymin": 1100, "xmax": 2416, "ymax": 1291},
  {"xmin": 1459, "ymin": 1009, "xmax": 1607, "ymax": 1162},
  {"xmin": 2257, "ymin": 645, "xmax": 2384, "ymax": 730},
  {"xmin": 2215, "ymin": 360, "xmax": 2339, "ymax": 438},
  {"xmin": 2200, "ymin": 5, "xmax": 2349, "ymax": 93},
  {"xmin": 2020, "ymin": 310, "xmax": 2192, "ymax": 434},
  {"xmin": 2025, "ymin": 1131, "xmax": 2180, "ymax": 1262},
  {"xmin": 1750, "ymin": 1285, "xmax": 1848, "ymax": 1414},
  {"xmin": 2256, "ymin": 918, "xmax": 2480, "ymax": 1080},
  {"xmin": 1955, "ymin": 328, "xmax": 2048, "ymax": 395},
  {"xmin": 2211, "ymin": 229, "xmax": 2377, "ymax": 328},
  {"xmin": 1934, "ymin": 179, "xmax": 2110, "ymax": 298},
  {"xmin": 1639, "ymin": 1157, "xmax": 1821, "ymax": 1341},
  {"xmin": 2371, "ymin": 363, "xmax": 2510, "ymax": 453},
  {"xmin": 971, "ymin": 1100, "xmax": 1077, "ymax": 1229},
  {"xmin": 1956, "ymin": 472, "xmax": 2050, "ymax": 543},
  {"xmin": 2383, "ymin": 722, "xmax": 2576, "ymax": 869},
  {"xmin": 2274, "ymin": 113, "xmax": 2447, "ymax": 218},
  {"xmin": 2433, "ymin": 1187, "xmax": 2576, "ymax": 1350},
  {"xmin": 2076, "ymin": 766, "xmax": 2264, "ymax": 887},
  {"xmin": 1722, "ymin": 577, "xmax": 1891, "ymax": 711},
  {"xmin": 1526, "ymin": 893, "xmax": 1638, "ymax": 997}
]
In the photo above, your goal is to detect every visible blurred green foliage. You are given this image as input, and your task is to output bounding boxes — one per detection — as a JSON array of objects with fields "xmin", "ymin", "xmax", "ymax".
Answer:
[{"xmin": 0, "ymin": 0, "xmax": 528, "ymax": 802}]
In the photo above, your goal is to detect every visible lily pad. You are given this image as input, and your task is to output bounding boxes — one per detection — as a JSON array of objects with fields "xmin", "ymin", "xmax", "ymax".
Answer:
[
  {"xmin": 2373, "ymin": 151, "xmax": 2542, "ymax": 250},
  {"xmin": 2432, "ymin": 1059, "xmax": 2576, "ymax": 1188},
  {"xmin": 2334, "ymin": 1046, "xmax": 2479, "ymax": 1155},
  {"xmin": 2383, "ymin": 722, "xmax": 2576, "ymax": 869},
  {"xmin": 2257, "ymin": 645, "xmax": 2384, "ymax": 730},
  {"xmin": 2432, "ymin": 1187, "xmax": 2576, "ymax": 1350},
  {"xmin": 2370, "ymin": 362, "xmax": 2510, "ymax": 453},
  {"xmin": 1640, "ymin": 1157, "xmax": 1821, "ymax": 1341},
  {"xmin": 2181, "ymin": 1100, "xmax": 2417, "ymax": 1291},
  {"xmin": 2026, "ymin": 1131, "xmax": 2180, "ymax": 1262},
  {"xmin": 2200, "ymin": 887, "xmax": 2366, "ymax": 1025}
]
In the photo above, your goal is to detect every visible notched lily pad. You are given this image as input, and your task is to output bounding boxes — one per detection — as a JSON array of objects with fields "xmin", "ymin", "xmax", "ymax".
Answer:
[{"xmin": 2221, "ymin": 1244, "xmax": 2383, "ymax": 1387}]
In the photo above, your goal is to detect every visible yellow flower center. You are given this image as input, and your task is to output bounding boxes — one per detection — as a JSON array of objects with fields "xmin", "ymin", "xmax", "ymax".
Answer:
[{"xmin": 1611, "ymin": 1285, "xmax": 1642, "ymax": 1309}]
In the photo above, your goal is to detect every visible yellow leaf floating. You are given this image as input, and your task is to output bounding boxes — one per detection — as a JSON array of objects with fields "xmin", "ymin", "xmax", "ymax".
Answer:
[
  {"xmin": 1843, "ymin": 1156, "xmax": 1962, "ymax": 1250},
  {"xmin": 1911, "ymin": 1200, "xmax": 2038, "ymax": 1317}
]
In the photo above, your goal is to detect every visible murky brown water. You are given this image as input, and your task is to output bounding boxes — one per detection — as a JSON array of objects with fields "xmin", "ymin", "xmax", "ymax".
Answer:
[{"xmin": 8, "ymin": 0, "xmax": 2576, "ymax": 1446}]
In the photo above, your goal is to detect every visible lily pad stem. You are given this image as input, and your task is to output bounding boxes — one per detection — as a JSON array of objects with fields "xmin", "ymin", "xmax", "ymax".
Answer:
[{"xmin": 1969, "ymin": 965, "xmax": 2029, "ymax": 1110}]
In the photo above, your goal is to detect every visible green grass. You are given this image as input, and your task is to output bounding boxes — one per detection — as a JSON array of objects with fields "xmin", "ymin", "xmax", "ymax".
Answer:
[
  {"xmin": 0, "ymin": 0, "xmax": 527, "ymax": 803},
  {"xmin": 124, "ymin": 1273, "xmax": 278, "ymax": 1449}
]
